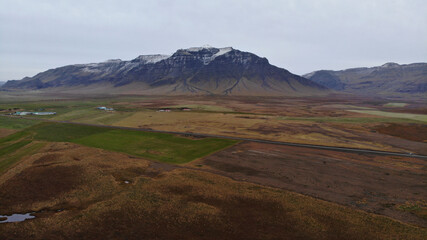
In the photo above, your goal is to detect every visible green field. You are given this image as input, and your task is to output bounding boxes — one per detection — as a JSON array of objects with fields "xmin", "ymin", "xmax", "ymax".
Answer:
[
  {"xmin": 28, "ymin": 122, "xmax": 110, "ymax": 142},
  {"xmin": 348, "ymin": 110, "xmax": 427, "ymax": 123},
  {"xmin": 0, "ymin": 116, "xmax": 40, "ymax": 129},
  {"xmin": 0, "ymin": 141, "xmax": 45, "ymax": 173},
  {"xmin": 5, "ymin": 122, "xmax": 237, "ymax": 164},
  {"xmin": 51, "ymin": 108, "xmax": 134, "ymax": 125},
  {"xmin": 75, "ymin": 129, "xmax": 236, "ymax": 163},
  {"xmin": 0, "ymin": 127, "xmax": 45, "ymax": 173},
  {"xmin": 383, "ymin": 102, "xmax": 408, "ymax": 107}
]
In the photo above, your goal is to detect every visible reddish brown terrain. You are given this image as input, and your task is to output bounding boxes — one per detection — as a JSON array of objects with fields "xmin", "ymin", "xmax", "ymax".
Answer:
[
  {"xmin": 193, "ymin": 142, "xmax": 427, "ymax": 227},
  {"xmin": 376, "ymin": 123, "xmax": 427, "ymax": 143},
  {"xmin": 0, "ymin": 129, "xmax": 16, "ymax": 138},
  {"xmin": 1, "ymin": 142, "xmax": 426, "ymax": 239}
]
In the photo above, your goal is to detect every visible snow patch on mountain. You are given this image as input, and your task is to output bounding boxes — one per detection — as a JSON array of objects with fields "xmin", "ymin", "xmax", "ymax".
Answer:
[
  {"xmin": 79, "ymin": 54, "xmax": 170, "ymax": 74},
  {"xmin": 213, "ymin": 47, "xmax": 233, "ymax": 58},
  {"xmin": 134, "ymin": 54, "xmax": 170, "ymax": 64},
  {"xmin": 72, "ymin": 46, "xmax": 234, "ymax": 74},
  {"xmin": 186, "ymin": 44, "xmax": 214, "ymax": 52},
  {"xmin": 184, "ymin": 46, "xmax": 234, "ymax": 65}
]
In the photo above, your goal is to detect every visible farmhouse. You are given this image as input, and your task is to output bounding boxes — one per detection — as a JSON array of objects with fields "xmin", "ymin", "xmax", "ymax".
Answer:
[{"xmin": 97, "ymin": 106, "xmax": 114, "ymax": 111}]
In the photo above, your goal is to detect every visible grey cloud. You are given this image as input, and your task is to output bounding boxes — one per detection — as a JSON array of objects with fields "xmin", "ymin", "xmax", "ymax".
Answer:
[{"xmin": 0, "ymin": 0, "xmax": 426, "ymax": 81}]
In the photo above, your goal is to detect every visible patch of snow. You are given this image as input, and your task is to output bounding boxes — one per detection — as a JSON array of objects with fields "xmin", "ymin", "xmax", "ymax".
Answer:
[
  {"xmin": 213, "ymin": 47, "xmax": 233, "ymax": 58},
  {"xmin": 303, "ymin": 71, "xmax": 316, "ymax": 78},
  {"xmin": 76, "ymin": 53, "xmax": 169, "ymax": 74},
  {"xmin": 186, "ymin": 44, "xmax": 214, "ymax": 52},
  {"xmin": 85, "ymin": 63, "xmax": 102, "ymax": 67},
  {"xmin": 134, "ymin": 54, "xmax": 170, "ymax": 64},
  {"xmin": 184, "ymin": 46, "xmax": 234, "ymax": 65},
  {"xmin": 81, "ymin": 59, "xmax": 122, "ymax": 73},
  {"xmin": 77, "ymin": 46, "xmax": 233, "ymax": 74}
]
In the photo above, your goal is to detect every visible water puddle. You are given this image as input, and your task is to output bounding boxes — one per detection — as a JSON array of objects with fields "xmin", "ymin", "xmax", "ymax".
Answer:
[{"xmin": 0, "ymin": 213, "xmax": 35, "ymax": 223}]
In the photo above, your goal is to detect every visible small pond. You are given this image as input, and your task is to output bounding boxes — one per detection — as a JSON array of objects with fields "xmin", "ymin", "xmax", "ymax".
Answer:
[{"xmin": 0, "ymin": 213, "xmax": 35, "ymax": 223}]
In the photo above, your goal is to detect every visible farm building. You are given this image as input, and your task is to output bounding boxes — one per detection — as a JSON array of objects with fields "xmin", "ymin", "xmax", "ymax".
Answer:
[
  {"xmin": 14, "ymin": 112, "xmax": 32, "ymax": 116},
  {"xmin": 97, "ymin": 106, "xmax": 114, "ymax": 111},
  {"xmin": 13, "ymin": 111, "xmax": 56, "ymax": 116},
  {"xmin": 34, "ymin": 112, "xmax": 56, "ymax": 115}
]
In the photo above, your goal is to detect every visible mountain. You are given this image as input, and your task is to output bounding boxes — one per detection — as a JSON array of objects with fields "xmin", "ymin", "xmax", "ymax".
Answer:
[
  {"xmin": 304, "ymin": 62, "xmax": 427, "ymax": 95},
  {"xmin": 0, "ymin": 81, "xmax": 5, "ymax": 87},
  {"xmin": 1, "ymin": 46, "xmax": 327, "ymax": 96}
]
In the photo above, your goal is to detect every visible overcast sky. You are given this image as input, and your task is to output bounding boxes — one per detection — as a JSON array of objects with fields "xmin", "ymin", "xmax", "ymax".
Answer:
[{"xmin": 0, "ymin": 0, "xmax": 426, "ymax": 81}]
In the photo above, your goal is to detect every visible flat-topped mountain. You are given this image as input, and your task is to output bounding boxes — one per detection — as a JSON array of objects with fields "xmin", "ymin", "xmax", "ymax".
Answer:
[
  {"xmin": 2, "ymin": 46, "xmax": 327, "ymax": 96},
  {"xmin": 304, "ymin": 62, "xmax": 427, "ymax": 95}
]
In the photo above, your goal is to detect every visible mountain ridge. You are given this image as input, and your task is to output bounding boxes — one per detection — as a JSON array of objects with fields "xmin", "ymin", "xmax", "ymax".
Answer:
[
  {"xmin": 2, "ymin": 46, "xmax": 327, "ymax": 96},
  {"xmin": 304, "ymin": 62, "xmax": 427, "ymax": 95}
]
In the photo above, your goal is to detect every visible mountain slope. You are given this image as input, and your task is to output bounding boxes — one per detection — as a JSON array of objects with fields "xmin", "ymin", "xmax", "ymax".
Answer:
[
  {"xmin": 304, "ymin": 62, "xmax": 427, "ymax": 95},
  {"xmin": 2, "ymin": 46, "xmax": 327, "ymax": 96}
]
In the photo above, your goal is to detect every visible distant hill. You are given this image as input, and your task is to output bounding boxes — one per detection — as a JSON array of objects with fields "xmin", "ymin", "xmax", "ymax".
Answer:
[
  {"xmin": 2, "ymin": 46, "xmax": 327, "ymax": 96},
  {"xmin": 304, "ymin": 62, "xmax": 427, "ymax": 95},
  {"xmin": 0, "ymin": 81, "xmax": 5, "ymax": 87}
]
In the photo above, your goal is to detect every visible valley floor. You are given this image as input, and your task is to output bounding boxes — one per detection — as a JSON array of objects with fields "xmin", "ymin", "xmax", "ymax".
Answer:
[{"xmin": 0, "ymin": 94, "xmax": 426, "ymax": 239}]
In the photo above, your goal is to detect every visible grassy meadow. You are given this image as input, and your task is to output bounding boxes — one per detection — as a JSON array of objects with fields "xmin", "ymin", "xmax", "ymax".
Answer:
[
  {"xmin": 0, "ymin": 126, "xmax": 46, "ymax": 173},
  {"xmin": 0, "ymin": 121, "xmax": 238, "ymax": 166},
  {"xmin": 383, "ymin": 102, "xmax": 408, "ymax": 107},
  {"xmin": 0, "ymin": 116, "xmax": 41, "ymax": 129},
  {"xmin": 75, "ymin": 129, "xmax": 236, "ymax": 163}
]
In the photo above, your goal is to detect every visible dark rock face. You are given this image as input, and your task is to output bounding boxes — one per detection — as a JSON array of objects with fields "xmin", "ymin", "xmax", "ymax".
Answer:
[
  {"xmin": 304, "ymin": 62, "xmax": 427, "ymax": 95},
  {"xmin": 2, "ymin": 46, "xmax": 327, "ymax": 96}
]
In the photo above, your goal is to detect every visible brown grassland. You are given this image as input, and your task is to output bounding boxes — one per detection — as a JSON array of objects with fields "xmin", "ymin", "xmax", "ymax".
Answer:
[
  {"xmin": 0, "ymin": 142, "xmax": 426, "ymax": 240},
  {"xmin": 193, "ymin": 141, "xmax": 427, "ymax": 227},
  {"xmin": 0, "ymin": 128, "xmax": 17, "ymax": 138}
]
